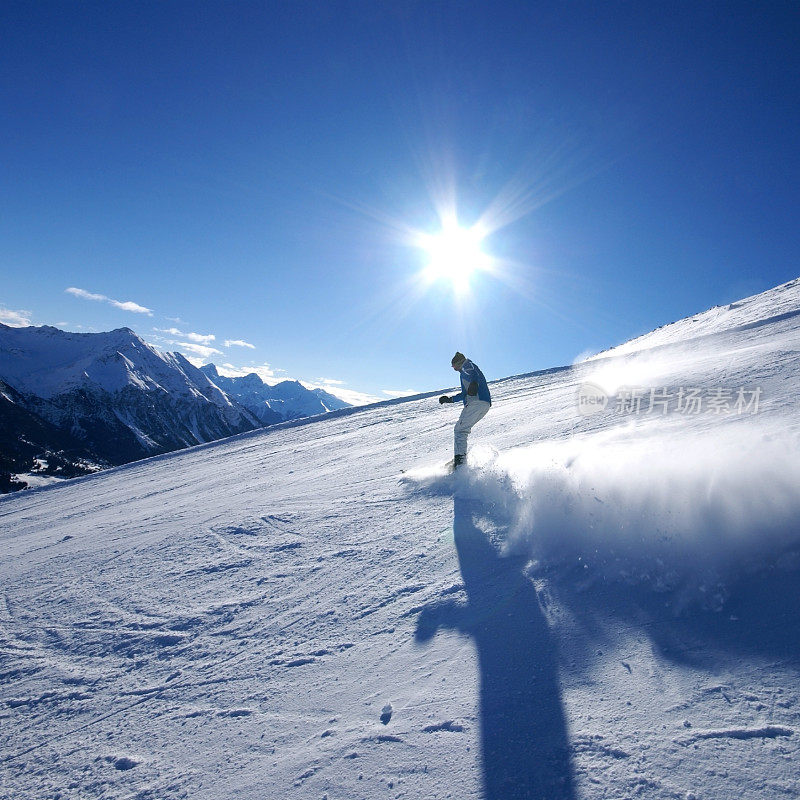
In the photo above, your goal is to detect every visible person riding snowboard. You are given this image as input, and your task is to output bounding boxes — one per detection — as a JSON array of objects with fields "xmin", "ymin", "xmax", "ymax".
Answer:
[{"xmin": 439, "ymin": 352, "xmax": 491, "ymax": 469}]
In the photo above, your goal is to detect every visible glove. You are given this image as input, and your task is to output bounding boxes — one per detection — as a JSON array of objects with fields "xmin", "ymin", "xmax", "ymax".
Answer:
[{"xmin": 439, "ymin": 395, "xmax": 453, "ymax": 404}]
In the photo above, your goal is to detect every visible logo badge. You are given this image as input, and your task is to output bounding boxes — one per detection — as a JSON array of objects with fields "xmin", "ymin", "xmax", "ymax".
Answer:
[{"xmin": 577, "ymin": 383, "xmax": 608, "ymax": 416}]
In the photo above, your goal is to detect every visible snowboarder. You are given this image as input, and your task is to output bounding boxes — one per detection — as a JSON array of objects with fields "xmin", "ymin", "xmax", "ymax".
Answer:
[{"xmin": 439, "ymin": 352, "xmax": 492, "ymax": 469}]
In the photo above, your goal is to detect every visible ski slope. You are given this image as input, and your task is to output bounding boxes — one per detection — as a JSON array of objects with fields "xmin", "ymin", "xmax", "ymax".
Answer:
[{"xmin": 2, "ymin": 279, "xmax": 800, "ymax": 799}]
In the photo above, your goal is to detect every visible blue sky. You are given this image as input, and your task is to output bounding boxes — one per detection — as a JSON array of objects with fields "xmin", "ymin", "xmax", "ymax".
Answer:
[{"xmin": 1, "ymin": 1, "xmax": 798, "ymax": 403}]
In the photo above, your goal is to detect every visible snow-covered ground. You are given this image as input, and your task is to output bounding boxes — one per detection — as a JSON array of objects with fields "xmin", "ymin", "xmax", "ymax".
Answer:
[{"xmin": 2, "ymin": 279, "xmax": 799, "ymax": 799}]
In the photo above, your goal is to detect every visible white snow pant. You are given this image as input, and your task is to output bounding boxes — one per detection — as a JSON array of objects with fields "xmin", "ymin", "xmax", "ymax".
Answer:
[{"xmin": 454, "ymin": 397, "xmax": 491, "ymax": 457}]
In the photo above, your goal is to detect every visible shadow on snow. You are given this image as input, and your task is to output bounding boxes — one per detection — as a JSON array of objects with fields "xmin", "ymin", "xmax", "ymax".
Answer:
[
  {"xmin": 549, "ymin": 559, "xmax": 800, "ymax": 671},
  {"xmin": 415, "ymin": 496, "xmax": 576, "ymax": 800}
]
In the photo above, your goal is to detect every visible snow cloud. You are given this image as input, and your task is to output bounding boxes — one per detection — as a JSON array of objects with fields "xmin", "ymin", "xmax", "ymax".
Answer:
[
  {"xmin": 421, "ymin": 422, "xmax": 800, "ymax": 612},
  {"xmin": 66, "ymin": 287, "xmax": 153, "ymax": 315},
  {"xmin": 0, "ymin": 306, "xmax": 33, "ymax": 327},
  {"xmin": 224, "ymin": 339, "xmax": 256, "ymax": 349},
  {"xmin": 572, "ymin": 348, "xmax": 597, "ymax": 364}
]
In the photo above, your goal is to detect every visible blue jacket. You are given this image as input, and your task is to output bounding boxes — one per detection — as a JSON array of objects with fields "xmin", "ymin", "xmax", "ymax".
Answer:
[{"xmin": 451, "ymin": 359, "xmax": 491, "ymax": 405}]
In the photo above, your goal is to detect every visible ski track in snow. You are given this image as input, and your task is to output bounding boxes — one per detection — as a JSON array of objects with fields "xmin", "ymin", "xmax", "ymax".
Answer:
[{"xmin": 1, "ymin": 279, "xmax": 800, "ymax": 799}]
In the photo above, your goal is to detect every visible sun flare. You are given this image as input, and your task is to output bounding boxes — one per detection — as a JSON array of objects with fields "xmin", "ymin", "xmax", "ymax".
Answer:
[{"xmin": 420, "ymin": 223, "xmax": 489, "ymax": 294}]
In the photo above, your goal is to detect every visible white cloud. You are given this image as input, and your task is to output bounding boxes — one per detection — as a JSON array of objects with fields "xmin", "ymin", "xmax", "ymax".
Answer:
[
  {"xmin": 382, "ymin": 389, "xmax": 419, "ymax": 398},
  {"xmin": 155, "ymin": 327, "xmax": 215, "ymax": 344},
  {"xmin": 66, "ymin": 287, "xmax": 153, "ymax": 315},
  {"xmin": 186, "ymin": 332, "xmax": 216, "ymax": 344},
  {"xmin": 173, "ymin": 341, "xmax": 223, "ymax": 358},
  {"xmin": 317, "ymin": 377, "xmax": 346, "ymax": 385},
  {"xmin": 215, "ymin": 362, "xmax": 277, "ymax": 383},
  {"xmin": 214, "ymin": 363, "xmax": 252, "ymax": 377},
  {"xmin": 66, "ymin": 287, "xmax": 106, "ymax": 302},
  {"xmin": 115, "ymin": 300, "xmax": 153, "ymax": 314},
  {"xmin": 224, "ymin": 339, "xmax": 256, "ymax": 349},
  {"xmin": 0, "ymin": 307, "xmax": 33, "ymax": 327}
]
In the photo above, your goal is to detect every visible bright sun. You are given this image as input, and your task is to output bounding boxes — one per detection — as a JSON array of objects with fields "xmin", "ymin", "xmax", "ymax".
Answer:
[{"xmin": 420, "ymin": 223, "xmax": 489, "ymax": 294}]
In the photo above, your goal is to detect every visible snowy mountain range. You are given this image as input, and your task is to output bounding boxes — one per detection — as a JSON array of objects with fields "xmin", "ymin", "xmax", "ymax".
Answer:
[
  {"xmin": 199, "ymin": 364, "xmax": 350, "ymax": 425},
  {"xmin": 0, "ymin": 324, "xmax": 350, "ymax": 491},
  {"xmin": 1, "ymin": 278, "xmax": 799, "ymax": 799}
]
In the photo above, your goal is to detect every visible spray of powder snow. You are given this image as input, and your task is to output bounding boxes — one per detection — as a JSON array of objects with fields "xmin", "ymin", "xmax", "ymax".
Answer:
[{"xmin": 415, "ymin": 423, "xmax": 800, "ymax": 611}]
